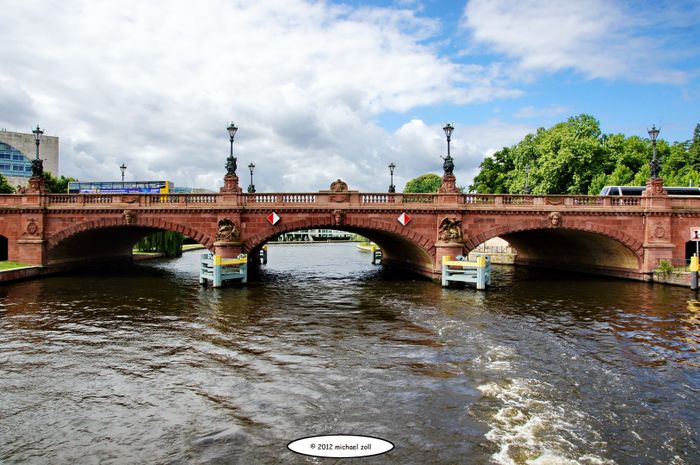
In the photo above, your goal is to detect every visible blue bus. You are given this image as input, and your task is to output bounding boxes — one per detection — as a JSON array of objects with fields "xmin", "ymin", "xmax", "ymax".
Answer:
[{"xmin": 67, "ymin": 180, "xmax": 173, "ymax": 194}]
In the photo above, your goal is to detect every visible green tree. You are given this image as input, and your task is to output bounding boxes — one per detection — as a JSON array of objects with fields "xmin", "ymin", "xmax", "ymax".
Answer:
[
  {"xmin": 470, "ymin": 114, "xmax": 700, "ymax": 195},
  {"xmin": 404, "ymin": 173, "xmax": 442, "ymax": 193},
  {"xmin": 41, "ymin": 172, "xmax": 77, "ymax": 193},
  {"xmin": 135, "ymin": 231, "xmax": 184, "ymax": 258},
  {"xmin": 0, "ymin": 174, "xmax": 14, "ymax": 193}
]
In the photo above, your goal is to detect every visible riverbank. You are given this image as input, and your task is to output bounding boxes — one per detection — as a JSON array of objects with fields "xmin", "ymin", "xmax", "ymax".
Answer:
[
  {"xmin": 0, "ymin": 264, "xmax": 44, "ymax": 284},
  {"xmin": 652, "ymin": 271, "xmax": 691, "ymax": 287}
]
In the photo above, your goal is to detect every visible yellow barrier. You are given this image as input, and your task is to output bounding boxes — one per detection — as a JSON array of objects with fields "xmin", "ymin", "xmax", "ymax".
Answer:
[
  {"xmin": 442, "ymin": 255, "xmax": 480, "ymax": 267},
  {"xmin": 214, "ymin": 255, "xmax": 248, "ymax": 266},
  {"xmin": 691, "ymin": 255, "xmax": 699, "ymax": 272}
]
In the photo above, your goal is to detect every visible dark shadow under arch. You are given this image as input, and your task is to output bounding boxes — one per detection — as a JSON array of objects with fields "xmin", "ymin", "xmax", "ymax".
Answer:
[
  {"xmin": 0, "ymin": 234, "xmax": 7, "ymax": 261},
  {"xmin": 46, "ymin": 225, "xmax": 211, "ymax": 267},
  {"xmin": 465, "ymin": 220, "xmax": 644, "ymax": 279}
]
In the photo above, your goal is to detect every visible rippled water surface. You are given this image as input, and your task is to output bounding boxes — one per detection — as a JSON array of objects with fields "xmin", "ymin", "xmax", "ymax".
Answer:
[{"xmin": 1, "ymin": 243, "xmax": 698, "ymax": 464}]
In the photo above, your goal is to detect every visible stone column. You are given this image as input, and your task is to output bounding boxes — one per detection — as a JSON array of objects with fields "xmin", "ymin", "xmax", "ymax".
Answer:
[
  {"xmin": 434, "ymin": 241, "xmax": 465, "ymax": 275},
  {"xmin": 213, "ymin": 241, "xmax": 243, "ymax": 258},
  {"xmin": 641, "ymin": 178, "xmax": 673, "ymax": 274},
  {"xmin": 16, "ymin": 212, "xmax": 46, "ymax": 266}
]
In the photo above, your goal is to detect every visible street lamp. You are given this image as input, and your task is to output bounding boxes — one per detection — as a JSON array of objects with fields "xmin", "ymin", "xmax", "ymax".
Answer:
[
  {"xmin": 388, "ymin": 162, "xmax": 396, "ymax": 193},
  {"xmin": 523, "ymin": 164, "xmax": 531, "ymax": 194},
  {"xmin": 248, "ymin": 162, "xmax": 256, "ymax": 193},
  {"xmin": 31, "ymin": 125, "xmax": 44, "ymax": 176},
  {"xmin": 119, "ymin": 163, "xmax": 127, "ymax": 186},
  {"xmin": 442, "ymin": 123, "xmax": 455, "ymax": 176},
  {"xmin": 648, "ymin": 125, "xmax": 660, "ymax": 179},
  {"xmin": 226, "ymin": 122, "xmax": 238, "ymax": 176}
]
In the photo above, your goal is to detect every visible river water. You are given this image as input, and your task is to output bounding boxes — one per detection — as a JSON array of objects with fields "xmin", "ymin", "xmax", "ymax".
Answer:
[{"xmin": 1, "ymin": 243, "xmax": 698, "ymax": 464}]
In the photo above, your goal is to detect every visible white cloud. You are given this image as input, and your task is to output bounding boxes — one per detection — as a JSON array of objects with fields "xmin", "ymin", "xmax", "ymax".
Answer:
[
  {"xmin": 462, "ymin": 0, "xmax": 690, "ymax": 84},
  {"xmin": 0, "ymin": 0, "xmax": 523, "ymax": 192}
]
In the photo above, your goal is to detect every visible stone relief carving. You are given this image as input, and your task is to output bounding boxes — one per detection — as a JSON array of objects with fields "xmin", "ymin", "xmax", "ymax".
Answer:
[
  {"xmin": 330, "ymin": 179, "xmax": 348, "ymax": 192},
  {"xmin": 650, "ymin": 222, "xmax": 666, "ymax": 239},
  {"xmin": 438, "ymin": 217, "xmax": 463, "ymax": 243},
  {"xmin": 332, "ymin": 210, "xmax": 344, "ymax": 226},
  {"xmin": 216, "ymin": 218, "xmax": 240, "ymax": 242},
  {"xmin": 25, "ymin": 218, "xmax": 39, "ymax": 236},
  {"xmin": 548, "ymin": 212, "xmax": 562, "ymax": 227},
  {"xmin": 123, "ymin": 210, "xmax": 136, "ymax": 225}
]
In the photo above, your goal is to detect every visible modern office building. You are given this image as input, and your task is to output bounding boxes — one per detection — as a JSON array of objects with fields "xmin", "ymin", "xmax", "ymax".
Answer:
[{"xmin": 0, "ymin": 129, "xmax": 59, "ymax": 188}]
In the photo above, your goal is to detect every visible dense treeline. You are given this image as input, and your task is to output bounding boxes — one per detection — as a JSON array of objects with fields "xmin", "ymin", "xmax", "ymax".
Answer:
[
  {"xmin": 469, "ymin": 114, "xmax": 700, "ymax": 195},
  {"xmin": 135, "ymin": 231, "xmax": 184, "ymax": 257}
]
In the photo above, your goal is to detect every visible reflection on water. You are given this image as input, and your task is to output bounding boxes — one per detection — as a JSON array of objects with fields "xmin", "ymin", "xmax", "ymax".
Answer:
[{"xmin": 1, "ymin": 243, "xmax": 698, "ymax": 464}]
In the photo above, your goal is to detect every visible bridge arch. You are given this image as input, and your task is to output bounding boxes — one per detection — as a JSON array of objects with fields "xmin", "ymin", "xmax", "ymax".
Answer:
[
  {"xmin": 464, "ymin": 216, "xmax": 644, "ymax": 278},
  {"xmin": 244, "ymin": 216, "xmax": 435, "ymax": 276},
  {"xmin": 45, "ymin": 217, "xmax": 216, "ymax": 266}
]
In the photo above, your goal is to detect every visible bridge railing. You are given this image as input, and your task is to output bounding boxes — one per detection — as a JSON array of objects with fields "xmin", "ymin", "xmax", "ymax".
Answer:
[
  {"xmin": 243, "ymin": 192, "xmax": 441, "ymax": 206},
  {"xmin": 45, "ymin": 193, "xmax": 220, "ymax": 206},
  {"xmin": 464, "ymin": 194, "xmax": 642, "ymax": 208},
  {"xmin": 25, "ymin": 192, "xmax": 651, "ymax": 209}
]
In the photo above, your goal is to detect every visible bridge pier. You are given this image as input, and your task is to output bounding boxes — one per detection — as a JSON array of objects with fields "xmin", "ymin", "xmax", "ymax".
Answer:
[
  {"xmin": 16, "ymin": 238, "xmax": 46, "ymax": 266},
  {"xmin": 641, "ymin": 181, "xmax": 674, "ymax": 274},
  {"xmin": 213, "ymin": 241, "xmax": 243, "ymax": 258},
  {"xmin": 434, "ymin": 241, "xmax": 465, "ymax": 274}
]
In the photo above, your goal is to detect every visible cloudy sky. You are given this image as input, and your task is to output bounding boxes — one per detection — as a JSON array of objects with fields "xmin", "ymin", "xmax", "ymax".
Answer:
[{"xmin": 2, "ymin": 0, "xmax": 699, "ymax": 192}]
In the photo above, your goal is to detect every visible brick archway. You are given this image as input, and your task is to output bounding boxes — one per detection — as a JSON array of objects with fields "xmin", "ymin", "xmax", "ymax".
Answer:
[
  {"xmin": 464, "ymin": 217, "xmax": 644, "ymax": 266},
  {"xmin": 243, "ymin": 214, "xmax": 437, "ymax": 276},
  {"xmin": 46, "ymin": 217, "xmax": 216, "ymax": 252},
  {"xmin": 243, "ymin": 216, "xmax": 435, "ymax": 258}
]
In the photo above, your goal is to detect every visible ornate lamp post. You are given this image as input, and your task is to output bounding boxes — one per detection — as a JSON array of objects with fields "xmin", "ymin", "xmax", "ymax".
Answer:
[
  {"xmin": 248, "ymin": 162, "xmax": 256, "ymax": 193},
  {"xmin": 226, "ymin": 122, "xmax": 238, "ymax": 176},
  {"xmin": 442, "ymin": 123, "xmax": 454, "ymax": 176},
  {"xmin": 438, "ymin": 123, "xmax": 458, "ymax": 194},
  {"xmin": 31, "ymin": 125, "xmax": 44, "ymax": 176},
  {"xmin": 648, "ymin": 125, "xmax": 660, "ymax": 179},
  {"xmin": 388, "ymin": 162, "xmax": 396, "ymax": 193},
  {"xmin": 120, "ymin": 163, "xmax": 127, "ymax": 186},
  {"xmin": 523, "ymin": 164, "xmax": 531, "ymax": 194}
]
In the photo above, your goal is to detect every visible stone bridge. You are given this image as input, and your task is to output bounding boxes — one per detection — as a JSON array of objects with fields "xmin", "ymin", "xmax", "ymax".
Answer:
[{"xmin": 2, "ymin": 176, "xmax": 699, "ymax": 281}]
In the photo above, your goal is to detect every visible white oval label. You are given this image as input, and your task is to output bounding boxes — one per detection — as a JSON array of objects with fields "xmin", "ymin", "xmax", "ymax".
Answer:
[{"xmin": 287, "ymin": 434, "xmax": 394, "ymax": 458}]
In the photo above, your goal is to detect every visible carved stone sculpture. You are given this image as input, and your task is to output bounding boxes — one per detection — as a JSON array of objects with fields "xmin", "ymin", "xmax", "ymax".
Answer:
[
  {"xmin": 438, "ymin": 217, "xmax": 463, "ymax": 242},
  {"xmin": 330, "ymin": 179, "xmax": 348, "ymax": 192},
  {"xmin": 216, "ymin": 218, "xmax": 240, "ymax": 242},
  {"xmin": 548, "ymin": 212, "xmax": 562, "ymax": 228},
  {"xmin": 123, "ymin": 210, "xmax": 136, "ymax": 225},
  {"xmin": 332, "ymin": 209, "xmax": 344, "ymax": 226}
]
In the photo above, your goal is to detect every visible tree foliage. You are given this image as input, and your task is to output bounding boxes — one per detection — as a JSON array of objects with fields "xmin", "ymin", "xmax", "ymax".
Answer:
[
  {"xmin": 470, "ymin": 116, "xmax": 700, "ymax": 195},
  {"xmin": 404, "ymin": 173, "xmax": 442, "ymax": 193},
  {"xmin": 0, "ymin": 174, "xmax": 14, "ymax": 193},
  {"xmin": 42, "ymin": 172, "xmax": 78, "ymax": 193},
  {"xmin": 135, "ymin": 231, "xmax": 184, "ymax": 258}
]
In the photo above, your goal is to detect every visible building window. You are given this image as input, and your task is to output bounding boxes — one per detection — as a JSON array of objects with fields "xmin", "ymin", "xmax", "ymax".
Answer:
[{"xmin": 0, "ymin": 143, "xmax": 31, "ymax": 178}]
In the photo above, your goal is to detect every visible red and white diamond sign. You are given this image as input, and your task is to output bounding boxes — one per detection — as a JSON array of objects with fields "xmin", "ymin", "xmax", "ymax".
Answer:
[
  {"xmin": 397, "ymin": 212, "xmax": 411, "ymax": 226},
  {"xmin": 267, "ymin": 212, "xmax": 280, "ymax": 225}
]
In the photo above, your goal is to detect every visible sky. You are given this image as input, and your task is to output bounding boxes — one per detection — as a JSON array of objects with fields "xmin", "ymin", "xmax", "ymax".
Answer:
[{"xmin": 1, "ymin": 0, "xmax": 699, "ymax": 192}]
